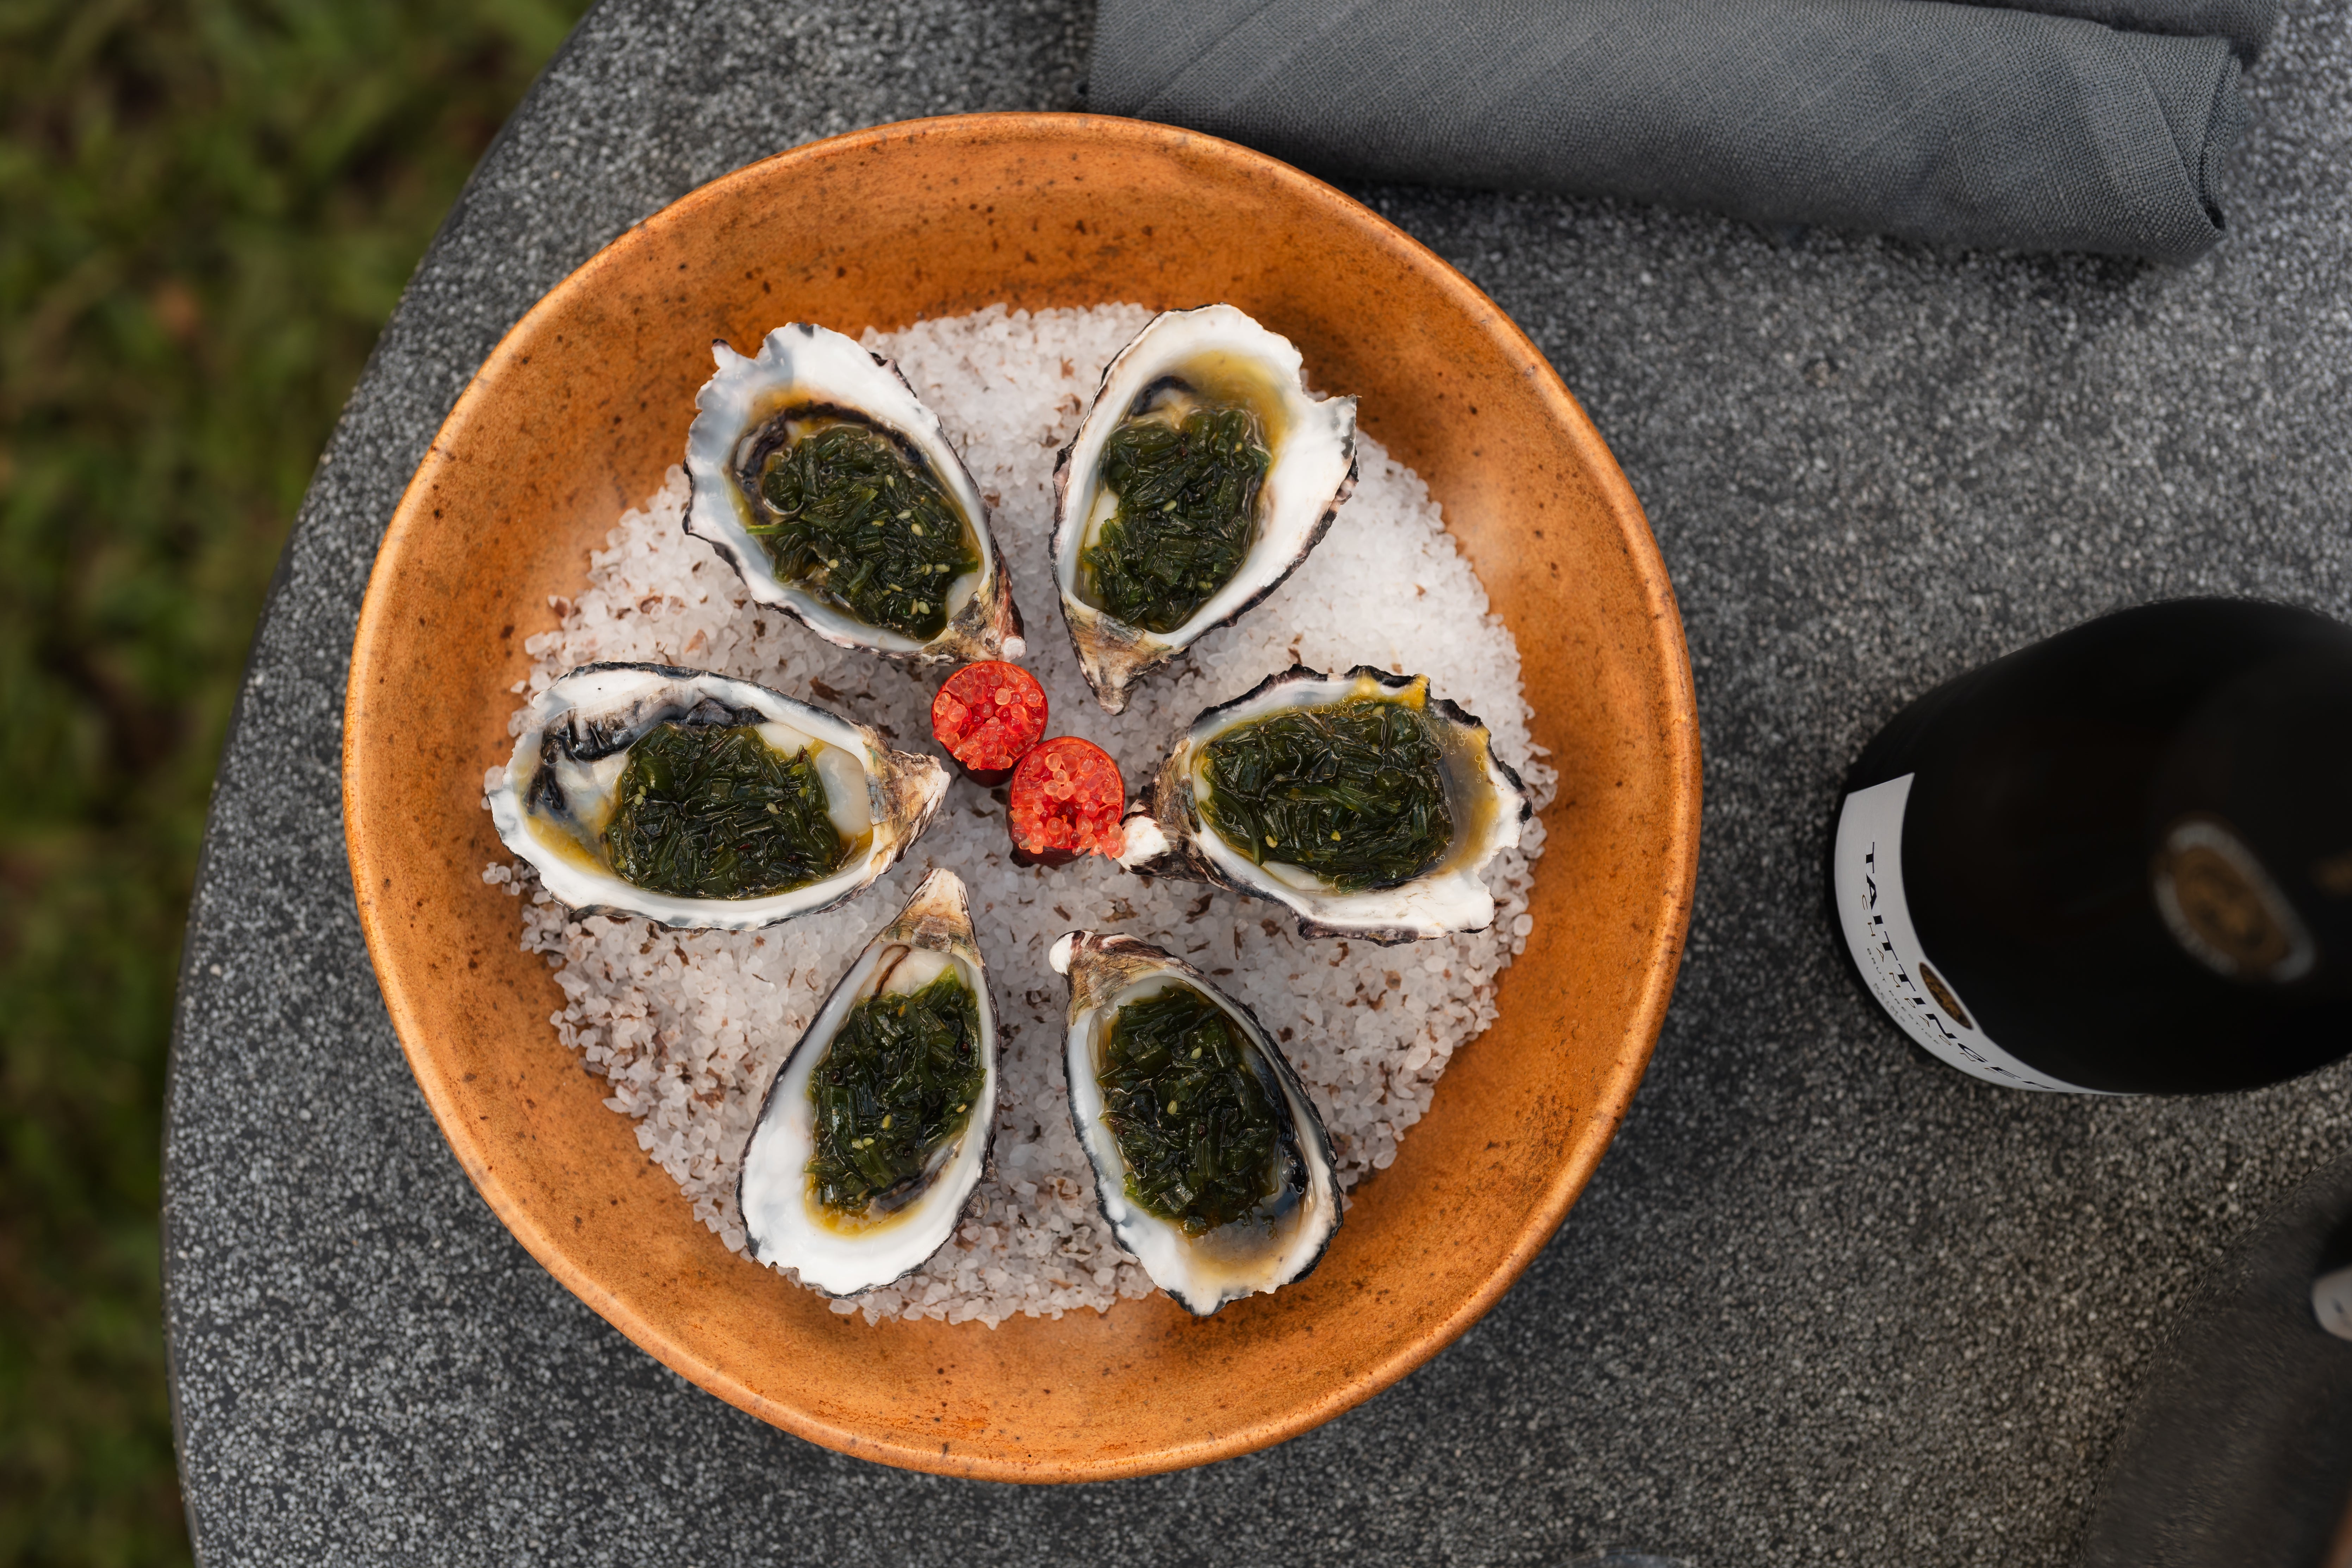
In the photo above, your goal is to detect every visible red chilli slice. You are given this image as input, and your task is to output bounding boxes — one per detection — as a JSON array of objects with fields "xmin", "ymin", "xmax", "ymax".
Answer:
[
  {"xmin": 1007, "ymin": 736, "xmax": 1126, "ymax": 865},
  {"xmin": 931, "ymin": 661, "xmax": 1049, "ymax": 785}
]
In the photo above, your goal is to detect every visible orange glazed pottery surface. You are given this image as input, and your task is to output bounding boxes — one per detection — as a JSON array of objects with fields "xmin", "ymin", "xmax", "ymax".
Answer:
[{"xmin": 343, "ymin": 113, "xmax": 1699, "ymax": 1482}]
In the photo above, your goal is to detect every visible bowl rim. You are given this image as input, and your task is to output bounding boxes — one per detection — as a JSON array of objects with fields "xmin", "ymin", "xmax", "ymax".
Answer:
[{"xmin": 343, "ymin": 110, "xmax": 1700, "ymax": 1480}]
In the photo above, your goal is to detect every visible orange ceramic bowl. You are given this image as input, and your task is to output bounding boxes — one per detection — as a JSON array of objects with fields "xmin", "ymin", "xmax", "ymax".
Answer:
[{"xmin": 344, "ymin": 113, "xmax": 1698, "ymax": 1481}]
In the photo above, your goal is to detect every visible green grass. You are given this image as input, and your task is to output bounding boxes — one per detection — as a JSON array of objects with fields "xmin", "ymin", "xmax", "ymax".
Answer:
[{"xmin": 0, "ymin": 0, "xmax": 589, "ymax": 1558}]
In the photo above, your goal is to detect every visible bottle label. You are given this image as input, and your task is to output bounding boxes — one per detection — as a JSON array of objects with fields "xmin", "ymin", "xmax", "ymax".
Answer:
[{"xmin": 1833, "ymin": 774, "xmax": 2108, "ymax": 1094}]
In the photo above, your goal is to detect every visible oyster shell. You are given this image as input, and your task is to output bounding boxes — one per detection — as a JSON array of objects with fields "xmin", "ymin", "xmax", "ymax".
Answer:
[
  {"xmin": 739, "ymin": 870, "xmax": 998, "ymax": 1296},
  {"xmin": 683, "ymin": 322, "xmax": 1025, "ymax": 664},
  {"xmin": 488, "ymin": 662, "xmax": 946, "ymax": 931},
  {"xmin": 1050, "ymin": 304, "xmax": 1357, "ymax": 713},
  {"xmin": 1050, "ymin": 931, "xmax": 1339, "ymax": 1315},
  {"xmin": 1117, "ymin": 665, "xmax": 1531, "ymax": 945}
]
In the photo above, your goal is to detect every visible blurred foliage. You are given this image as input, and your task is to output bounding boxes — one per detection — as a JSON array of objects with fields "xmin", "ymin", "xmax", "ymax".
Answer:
[{"xmin": 0, "ymin": 0, "xmax": 586, "ymax": 1559}]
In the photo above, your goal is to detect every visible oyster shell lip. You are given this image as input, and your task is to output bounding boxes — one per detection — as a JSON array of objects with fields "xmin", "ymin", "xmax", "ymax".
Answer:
[
  {"xmin": 738, "ymin": 869, "xmax": 998, "ymax": 1298},
  {"xmin": 1115, "ymin": 664, "xmax": 1533, "ymax": 946},
  {"xmin": 1049, "ymin": 929, "xmax": 1341, "ymax": 1317},
  {"xmin": 681, "ymin": 322, "xmax": 1027, "ymax": 665},
  {"xmin": 487, "ymin": 661, "xmax": 948, "ymax": 933},
  {"xmin": 1049, "ymin": 304, "xmax": 1359, "ymax": 714}
]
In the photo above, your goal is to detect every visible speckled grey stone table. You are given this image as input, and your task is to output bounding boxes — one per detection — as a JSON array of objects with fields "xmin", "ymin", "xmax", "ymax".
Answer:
[{"xmin": 163, "ymin": 1, "xmax": 2352, "ymax": 1561}]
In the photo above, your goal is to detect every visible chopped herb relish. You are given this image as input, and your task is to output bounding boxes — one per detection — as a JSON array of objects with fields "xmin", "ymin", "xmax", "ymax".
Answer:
[
  {"xmin": 1198, "ymin": 697, "xmax": 1455, "ymax": 891},
  {"xmin": 1084, "ymin": 404, "xmax": 1270, "ymax": 634},
  {"xmin": 602, "ymin": 722, "xmax": 847, "ymax": 898},
  {"xmin": 1099, "ymin": 985, "xmax": 1284, "ymax": 1236},
  {"xmin": 807, "ymin": 966, "xmax": 986, "ymax": 1214},
  {"xmin": 745, "ymin": 422, "xmax": 979, "ymax": 641}
]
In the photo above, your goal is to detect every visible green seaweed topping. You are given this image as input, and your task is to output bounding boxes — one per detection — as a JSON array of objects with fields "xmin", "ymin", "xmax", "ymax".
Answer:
[
  {"xmin": 1098, "ymin": 985, "xmax": 1283, "ymax": 1236},
  {"xmin": 807, "ymin": 967, "xmax": 986, "ymax": 1214},
  {"xmin": 746, "ymin": 423, "xmax": 979, "ymax": 641},
  {"xmin": 1198, "ymin": 696, "xmax": 1455, "ymax": 892},
  {"xmin": 1083, "ymin": 404, "xmax": 1271, "ymax": 634},
  {"xmin": 602, "ymin": 722, "xmax": 848, "ymax": 899}
]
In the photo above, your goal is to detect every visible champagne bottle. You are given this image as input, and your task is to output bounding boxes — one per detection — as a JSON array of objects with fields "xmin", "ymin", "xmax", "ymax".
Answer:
[{"xmin": 1830, "ymin": 598, "xmax": 2352, "ymax": 1094}]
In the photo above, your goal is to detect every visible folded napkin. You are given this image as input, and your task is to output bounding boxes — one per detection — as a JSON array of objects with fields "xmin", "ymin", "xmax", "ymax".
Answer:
[
  {"xmin": 1089, "ymin": 0, "xmax": 2275, "ymax": 262},
  {"xmin": 1970, "ymin": 0, "xmax": 2274, "ymax": 61}
]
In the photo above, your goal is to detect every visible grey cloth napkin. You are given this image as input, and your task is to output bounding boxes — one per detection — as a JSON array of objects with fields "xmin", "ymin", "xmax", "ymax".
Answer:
[
  {"xmin": 1089, "ymin": 0, "xmax": 2265, "ymax": 263},
  {"xmin": 1970, "ymin": 0, "xmax": 2274, "ymax": 61}
]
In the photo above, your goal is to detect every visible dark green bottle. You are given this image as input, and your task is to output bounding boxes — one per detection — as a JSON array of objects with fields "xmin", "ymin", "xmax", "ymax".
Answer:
[{"xmin": 1831, "ymin": 598, "xmax": 2352, "ymax": 1094}]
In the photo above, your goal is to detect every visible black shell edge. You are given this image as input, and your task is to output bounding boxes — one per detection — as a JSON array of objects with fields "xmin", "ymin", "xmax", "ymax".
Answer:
[
  {"xmin": 1426, "ymin": 691, "xmax": 1536, "ymax": 825},
  {"xmin": 880, "ymin": 338, "xmax": 1030, "ymax": 662},
  {"xmin": 678, "ymin": 337, "xmax": 1024, "ymax": 667},
  {"xmin": 519, "ymin": 662, "xmax": 947, "ymax": 931},
  {"xmin": 1051, "ymin": 931, "xmax": 1341, "ymax": 1317},
  {"xmin": 734, "ymin": 904, "xmax": 1000, "ymax": 1299},
  {"xmin": 1119, "ymin": 664, "xmax": 1522, "ymax": 945},
  {"xmin": 1044, "ymin": 323, "xmax": 1362, "ymax": 713},
  {"xmin": 544, "ymin": 659, "xmax": 897, "ymax": 755}
]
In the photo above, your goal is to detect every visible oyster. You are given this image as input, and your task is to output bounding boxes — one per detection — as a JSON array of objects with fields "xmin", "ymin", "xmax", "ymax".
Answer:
[
  {"xmin": 1050, "ymin": 931, "xmax": 1339, "ymax": 1315},
  {"xmin": 488, "ymin": 662, "xmax": 946, "ymax": 931},
  {"xmin": 1117, "ymin": 665, "xmax": 1531, "ymax": 945},
  {"xmin": 683, "ymin": 322, "xmax": 1025, "ymax": 664},
  {"xmin": 739, "ymin": 870, "xmax": 998, "ymax": 1296},
  {"xmin": 1050, "ymin": 305, "xmax": 1357, "ymax": 712}
]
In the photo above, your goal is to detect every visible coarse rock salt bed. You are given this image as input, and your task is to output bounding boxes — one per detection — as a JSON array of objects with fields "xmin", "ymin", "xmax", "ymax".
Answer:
[{"xmin": 481, "ymin": 302, "xmax": 1556, "ymax": 1327}]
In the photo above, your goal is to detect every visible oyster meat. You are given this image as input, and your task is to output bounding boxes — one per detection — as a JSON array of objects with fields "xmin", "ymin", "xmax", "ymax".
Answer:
[
  {"xmin": 488, "ymin": 662, "xmax": 947, "ymax": 931},
  {"xmin": 1118, "ymin": 665, "xmax": 1531, "ymax": 945},
  {"xmin": 1050, "ymin": 304, "xmax": 1357, "ymax": 712},
  {"xmin": 1050, "ymin": 931, "xmax": 1339, "ymax": 1315},
  {"xmin": 740, "ymin": 870, "xmax": 998, "ymax": 1296},
  {"xmin": 684, "ymin": 322, "xmax": 1025, "ymax": 664}
]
